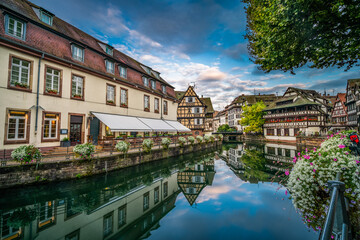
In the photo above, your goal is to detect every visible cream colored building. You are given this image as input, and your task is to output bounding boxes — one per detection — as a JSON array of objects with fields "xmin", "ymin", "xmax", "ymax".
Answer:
[{"xmin": 0, "ymin": 0, "xmax": 180, "ymax": 151}]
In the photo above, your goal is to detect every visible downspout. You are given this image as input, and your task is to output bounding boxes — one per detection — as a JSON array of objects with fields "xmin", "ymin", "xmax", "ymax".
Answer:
[
  {"xmin": 35, "ymin": 53, "xmax": 45, "ymax": 134},
  {"xmin": 160, "ymin": 97, "xmax": 163, "ymax": 119}
]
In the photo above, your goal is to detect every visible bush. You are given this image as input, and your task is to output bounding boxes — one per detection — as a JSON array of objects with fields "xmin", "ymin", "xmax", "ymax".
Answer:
[
  {"xmin": 196, "ymin": 135, "xmax": 203, "ymax": 144},
  {"xmin": 73, "ymin": 143, "xmax": 95, "ymax": 160},
  {"xmin": 61, "ymin": 137, "xmax": 69, "ymax": 141},
  {"xmin": 178, "ymin": 137, "xmax": 187, "ymax": 147},
  {"xmin": 136, "ymin": 134, "xmax": 142, "ymax": 138},
  {"xmin": 115, "ymin": 141, "xmax": 130, "ymax": 154},
  {"xmin": 217, "ymin": 134, "xmax": 223, "ymax": 141},
  {"xmin": 142, "ymin": 139, "xmax": 154, "ymax": 153},
  {"xmin": 188, "ymin": 136, "xmax": 195, "ymax": 145},
  {"xmin": 204, "ymin": 135, "xmax": 210, "ymax": 143},
  {"xmin": 11, "ymin": 145, "xmax": 42, "ymax": 164},
  {"xmin": 161, "ymin": 138, "xmax": 172, "ymax": 150},
  {"xmin": 210, "ymin": 135, "xmax": 215, "ymax": 143}
]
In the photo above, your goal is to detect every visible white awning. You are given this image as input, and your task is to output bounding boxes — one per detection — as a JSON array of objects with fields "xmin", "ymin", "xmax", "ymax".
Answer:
[
  {"xmin": 164, "ymin": 120, "xmax": 191, "ymax": 132},
  {"xmin": 92, "ymin": 112, "xmax": 152, "ymax": 132},
  {"xmin": 138, "ymin": 117, "xmax": 177, "ymax": 132}
]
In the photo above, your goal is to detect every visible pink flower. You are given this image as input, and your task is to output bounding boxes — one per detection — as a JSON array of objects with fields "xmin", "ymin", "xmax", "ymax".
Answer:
[
  {"xmin": 305, "ymin": 148, "xmax": 308, "ymax": 152},
  {"xmin": 330, "ymin": 134, "xmax": 334, "ymax": 137},
  {"xmin": 313, "ymin": 169, "xmax": 316, "ymax": 173},
  {"xmin": 334, "ymin": 158, "xmax": 337, "ymax": 162},
  {"xmin": 345, "ymin": 152, "xmax": 349, "ymax": 155},
  {"xmin": 356, "ymin": 160, "xmax": 360, "ymax": 164},
  {"xmin": 319, "ymin": 153, "xmax": 322, "ymax": 156},
  {"xmin": 285, "ymin": 190, "xmax": 288, "ymax": 195},
  {"xmin": 304, "ymin": 155, "xmax": 310, "ymax": 160},
  {"xmin": 338, "ymin": 144, "xmax": 345, "ymax": 149},
  {"xmin": 310, "ymin": 162, "xmax": 313, "ymax": 166},
  {"xmin": 313, "ymin": 147, "xmax": 317, "ymax": 152},
  {"xmin": 285, "ymin": 171, "xmax": 290, "ymax": 176},
  {"xmin": 297, "ymin": 152, "xmax": 301, "ymax": 156}
]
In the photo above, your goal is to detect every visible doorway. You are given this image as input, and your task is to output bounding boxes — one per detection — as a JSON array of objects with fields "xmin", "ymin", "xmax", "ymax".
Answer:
[
  {"xmin": 89, "ymin": 117, "xmax": 100, "ymax": 145},
  {"xmin": 70, "ymin": 115, "xmax": 83, "ymax": 146}
]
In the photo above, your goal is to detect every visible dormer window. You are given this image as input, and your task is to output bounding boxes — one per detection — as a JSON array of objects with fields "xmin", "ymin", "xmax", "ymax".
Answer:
[
  {"xmin": 105, "ymin": 60, "xmax": 114, "ymax": 74},
  {"xmin": 141, "ymin": 65, "xmax": 151, "ymax": 75},
  {"xmin": 106, "ymin": 46, "xmax": 113, "ymax": 56},
  {"xmin": 143, "ymin": 76, "xmax": 149, "ymax": 87},
  {"xmin": 151, "ymin": 80, "xmax": 156, "ymax": 89},
  {"xmin": 162, "ymin": 85, "xmax": 166, "ymax": 94},
  {"xmin": 5, "ymin": 15, "xmax": 26, "ymax": 40},
  {"xmin": 71, "ymin": 44, "xmax": 84, "ymax": 62},
  {"xmin": 40, "ymin": 10, "xmax": 53, "ymax": 25},
  {"xmin": 152, "ymin": 71, "xmax": 160, "ymax": 79},
  {"xmin": 119, "ymin": 65, "xmax": 127, "ymax": 79}
]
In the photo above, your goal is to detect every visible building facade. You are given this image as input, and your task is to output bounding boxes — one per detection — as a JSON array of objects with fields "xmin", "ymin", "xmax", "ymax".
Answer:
[
  {"xmin": 345, "ymin": 79, "xmax": 360, "ymax": 130},
  {"xmin": 263, "ymin": 87, "xmax": 332, "ymax": 142},
  {"xmin": 200, "ymin": 97, "xmax": 215, "ymax": 134},
  {"xmin": 329, "ymin": 93, "xmax": 347, "ymax": 133},
  {"xmin": 0, "ymin": 0, "xmax": 179, "ymax": 151}
]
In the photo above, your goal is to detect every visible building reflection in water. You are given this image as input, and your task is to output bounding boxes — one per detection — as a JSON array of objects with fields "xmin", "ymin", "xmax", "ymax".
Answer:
[{"xmin": 0, "ymin": 155, "xmax": 216, "ymax": 240}]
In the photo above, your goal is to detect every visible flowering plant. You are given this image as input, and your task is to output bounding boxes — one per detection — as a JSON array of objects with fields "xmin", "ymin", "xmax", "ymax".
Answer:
[
  {"xmin": 161, "ymin": 138, "xmax": 172, "ymax": 150},
  {"xmin": 210, "ymin": 135, "xmax": 215, "ymax": 143},
  {"xmin": 286, "ymin": 131, "xmax": 360, "ymax": 232},
  {"xmin": 196, "ymin": 135, "xmax": 203, "ymax": 144},
  {"xmin": 73, "ymin": 143, "xmax": 95, "ymax": 160},
  {"xmin": 178, "ymin": 137, "xmax": 187, "ymax": 147},
  {"xmin": 188, "ymin": 136, "xmax": 195, "ymax": 145},
  {"xmin": 115, "ymin": 141, "xmax": 130, "ymax": 154},
  {"xmin": 204, "ymin": 135, "xmax": 210, "ymax": 143},
  {"xmin": 11, "ymin": 145, "xmax": 42, "ymax": 164},
  {"xmin": 142, "ymin": 139, "xmax": 154, "ymax": 153}
]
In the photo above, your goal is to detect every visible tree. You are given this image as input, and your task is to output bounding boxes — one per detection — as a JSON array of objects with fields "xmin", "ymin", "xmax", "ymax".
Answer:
[
  {"xmin": 217, "ymin": 124, "xmax": 236, "ymax": 133},
  {"xmin": 240, "ymin": 101, "xmax": 266, "ymax": 133},
  {"xmin": 244, "ymin": 0, "xmax": 360, "ymax": 74}
]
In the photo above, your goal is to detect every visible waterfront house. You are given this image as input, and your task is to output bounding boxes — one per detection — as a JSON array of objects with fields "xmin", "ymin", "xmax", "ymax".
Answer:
[
  {"xmin": 345, "ymin": 79, "xmax": 360, "ymax": 130},
  {"xmin": 0, "ymin": 0, "xmax": 185, "ymax": 152},
  {"xmin": 329, "ymin": 93, "xmax": 348, "ymax": 133},
  {"xmin": 263, "ymin": 87, "xmax": 332, "ymax": 142},
  {"xmin": 212, "ymin": 111, "xmax": 220, "ymax": 132},
  {"xmin": 200, "ymin": 97, "xmax": 215, "ymax": 134}
]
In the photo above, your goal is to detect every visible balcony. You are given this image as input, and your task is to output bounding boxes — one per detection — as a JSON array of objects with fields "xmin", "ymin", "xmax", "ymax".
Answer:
[
  {"xmin": 264, "ymin": 121, "xmax": 323, "ymax": 128},
  {"xmin": 264, "ymin": 110, "xmax": 320, "ymax": 119}
]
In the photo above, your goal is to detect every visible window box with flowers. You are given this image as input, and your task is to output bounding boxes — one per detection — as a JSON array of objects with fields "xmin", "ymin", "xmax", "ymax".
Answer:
[
  {"xmin": 73, "ymin": 94, "xmax": 82, "ymax": 99},
  {"xmin": 144, "ymin": 107, "xmax": 150, "ymax": 112},
  {"xmin": 14, "ymin": 82, "xmax": 29, "ymax": 89},
  {"xmin": 120, "ymin": 103, "xmax": 128, "ymax": 108},
  {"xmin": 46, "ymin": 88, "xmax": 58, "ymax": 94},
  {"xmin": 106, "ymin": 100, "xmax": 114, "ymax": 105}
]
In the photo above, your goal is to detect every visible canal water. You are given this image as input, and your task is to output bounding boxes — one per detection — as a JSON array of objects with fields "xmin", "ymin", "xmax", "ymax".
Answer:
[{"xmin": 0, "ymin": 142, "xmax": 319, "ymax": 240}]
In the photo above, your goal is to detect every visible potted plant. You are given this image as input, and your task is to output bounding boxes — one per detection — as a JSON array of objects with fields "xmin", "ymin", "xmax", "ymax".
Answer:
[
  {"xmin": 14, "ymin": 82, "xmax": 29, "ymax": 89},
  {"xmin": 127, "ymin": 135, "xmax": 134, "ymax": 139},
  {"xmin": 107, "ymin": 100, "xmax": 114, "ymax": 104},
  {"xmin": 73, "ymin": 143, "xmax": 95, "ymax": 160},
  {"xmin": 116, "ymin": 135, "xmax": 124, "ymax": 140},
  {"xmin": 60, "ymin": 137, "xmax": 71, "ymax": 147},
  {"xmin": 120, "ymin": 103, "xmax": 128, "ymax": 107},
  {"xmin": 73, "ymin": 94, "xmax": 82, "ymax": 99},
  {"xmin": 136, "ymin": 134, "xmax": 143, "ymax": 138},
  {"xmin": 47, "ymin": 88, "xmax": 58, "ymax": 94},
  {"xmin": 11, "ymin": 145, "xmax": 42, "ymax": 164},
  {"xmin": 144, "ymin": 107, "xmax": 150, "ymax": 112}
]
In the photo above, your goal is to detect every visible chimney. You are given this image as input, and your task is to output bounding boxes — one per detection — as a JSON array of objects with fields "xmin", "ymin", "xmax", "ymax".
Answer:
[{"xmin": 201, "ymin": 95, "xmax": 203, "ymax": 98}]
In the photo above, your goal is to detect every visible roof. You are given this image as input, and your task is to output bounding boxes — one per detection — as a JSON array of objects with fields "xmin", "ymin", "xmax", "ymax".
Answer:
[
  {"xmin": 265, "ymin": 97, "xmax": 320, "ymax": 111},
  {"xmin": 337, "ymin": 93, "xmax": 346, "ymax": 103},
  {"xmin": 200, "ymin": 97, "xmax": 214, "ymax": 113},
  {"xmin": 175, "ymin": 91, "xmax": 186, "ymax": 100},
  {"xmin": 232, "ymin": 94, "xmax": 277, "ymax": 106},
  {"xmin": 0, "ymin": 0, "xmax": 176, "ymax": 97}
]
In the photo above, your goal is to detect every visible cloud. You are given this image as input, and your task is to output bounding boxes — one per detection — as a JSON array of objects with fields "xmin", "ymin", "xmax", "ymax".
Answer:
[
  {"xmin": 139, "ymin": 54, "xmax": 164, "ymax": 64},
  {"xmin": 224, "ymin": 43, "xmax": 248, "ymax": 61}
]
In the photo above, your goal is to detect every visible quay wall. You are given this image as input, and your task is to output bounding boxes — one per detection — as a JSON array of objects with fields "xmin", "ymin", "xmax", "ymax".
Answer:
[{"xmin": 0, "ymin": 142, "xmax": 221, "ymax": 189}]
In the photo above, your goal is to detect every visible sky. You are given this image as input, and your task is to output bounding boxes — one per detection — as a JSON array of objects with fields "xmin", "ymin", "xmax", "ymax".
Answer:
[{"xmin": 31, "ymin": 0, "xmax": 359, "ymax": 110}]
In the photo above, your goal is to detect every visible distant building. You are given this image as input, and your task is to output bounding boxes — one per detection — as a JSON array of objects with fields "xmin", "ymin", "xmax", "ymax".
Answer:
[
  {"xmin": 263, "ymin": 87, "xmax": 332, "ymax": 142},
  {"xmin": 345, "ymin": 79, "xmax": 360, "ymax": 130},
  {"xmin": 218, "ymin": 109, "xmax": 228, "ymax": 126},
  {"xmin": 200, "ymin": 97, "xmax": 215, "ymax": 133},
  {"xmin": 329, "ymin": 93, "xmax": 347, "ymax": 132},
  {"xmin": 212, "ymin": 111, "xmax": 220, "ymax": 132},
  {"xmin": 227, "ymin": 94, "xmax": 277, "ymax": 132}
]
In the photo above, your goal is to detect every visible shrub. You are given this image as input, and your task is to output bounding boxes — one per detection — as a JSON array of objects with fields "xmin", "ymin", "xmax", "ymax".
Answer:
[
  {"xmin": 178, "ymin": 137, "xmax": 187, "ymax": 147},
  {"xmin": 142, "ymin": 139, "xmax": 154, "ymax": 153},
  {"xmin": 286, "ymin": 131, "xmax": 360, "ymax": 231},
  {"xmin": 196, "ymin": 135, "xmax": 203, "ymax": 144},
  {"xmin": 115, "ymin": 141, "xmax": 130, "ymax": 154},
  {"xmin": 161, "ymin": 138, "xmax": 172, "ymax": 150},
  {"xmin": 73, "ymin": 143, "xmax": 95, "ymax": 160},
  {"xmin": 61, "ymin": 137, "xmax": 69, "ymax": 141},
  {"xmin": 210, "ymin": 135, "xmax": 215, "ymax": 143},
  {"xmin": 11, "ymin": 145, "xmax": 42, "ymax": 164},
  {"xmin": 188, "ymin": 136, "xmax": 195, "ymax": 145},
  {"xmin": 204, "ymin": 135, "xmax": 210, "ymax": 143},
  {"xmin": 136, "ymin": 134, "xmax": 142, "ymax": 138}
]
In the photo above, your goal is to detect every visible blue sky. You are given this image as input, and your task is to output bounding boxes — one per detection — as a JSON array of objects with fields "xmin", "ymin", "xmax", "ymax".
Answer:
[{"xmin": 32, "ymin": 0, "xmax": 359, "ymax": 110}]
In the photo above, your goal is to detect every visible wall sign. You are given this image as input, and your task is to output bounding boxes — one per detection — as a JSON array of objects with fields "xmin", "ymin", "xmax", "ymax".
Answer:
[{"xmin": 60, "ymin": 129, "xmax": 68, "ymax": 135}]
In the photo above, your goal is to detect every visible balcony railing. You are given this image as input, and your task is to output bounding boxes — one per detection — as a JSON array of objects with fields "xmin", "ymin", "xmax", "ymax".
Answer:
[
  {"xmin": 264, "ymin": 110, "xmax": 320, "ymax": 119},
  {"xmin": 264, "ymin": 121, "xmax": 323, "ymax": 127}
]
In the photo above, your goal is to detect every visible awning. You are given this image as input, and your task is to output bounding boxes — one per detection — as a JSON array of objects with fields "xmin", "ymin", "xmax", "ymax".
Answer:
[
  {"xmin": 164, "ymin": 120, "xmax": 191, "ymax": 132},
  {"xmin": 92, "ymin": 112, "xmax": 152, "ymax": 132},
  {"xmin": 91, "ymin": 112, "xmax": 191, "ymax": 132}
]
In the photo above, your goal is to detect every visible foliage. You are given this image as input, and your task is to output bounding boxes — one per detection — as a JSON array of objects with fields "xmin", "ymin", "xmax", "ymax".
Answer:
[
  {"xmin": 142, "ymin": 139, "xmax": 154, "ymax": 153},
  {"xmin": 7, "ymin": 208, "xmax": 36, "ymax": 228},
  {"xmin": 188, "ymin": 136, "xmax": 195, "ymax": 145},
  {"xmin": 244, "ymin": 0, "xmax": 360, "ymax": 74},
  {"xmin": 115, "ymin": 141, "xmax": 130, "ymax": 154},
  {"xmin": 11, "ymin": 145, "xmax": 42, "ymax": 164},
  {"xmin": 204, "ymin": 135, "xmax": 211, "ymax": 143},
  {"xmin": 210, "ymin": 135, "xmax": 215, "ymax": 143},
  {"xmin": 286, "ymin": 132, "xmax": 360, "ymax": 231},
  {"xmin": 217, "ymin": 134, "xmax": 224, "ymax": 141},
  {"xmin": 161, "ymin": 138, "xmax": 172, "ymax": 150},
  {"xmin": 61, "ymin": 137, "xmax": 69, "ymax": 141},
  {"xmin": 217, "ymin": 124, "xmax": 236, "ymax": 133},
  {"xmin": 196, "ymin": 135, "xmax": 203, "ymax": 144},
  {"xmin": 240, "ymin": 101, "xmax": 266, "ymax": 133},
  {"xmin": 73, "ymin": 143, "xmax": 95, "ymax": 160},
  {"xmin": 178, "ymin": 137, "xmax": 187, "ymax": 148}
]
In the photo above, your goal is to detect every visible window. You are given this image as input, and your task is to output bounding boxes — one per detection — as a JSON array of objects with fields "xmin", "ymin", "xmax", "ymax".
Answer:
[
  {"xmin": 193, "ymin": 107, "xmax": 202, "ymax": 113},
  {"xmin": 143, "ymin": 192, "xmax": 149, "ymax": 211},
  {"xmin": 106, "ymin": 46, "xmax": 113, "ymax": 56},
  {"xmin": 163, "ymin": 100, "xmax": 168, "ymax": 115},
  {"xmin": 277, "ymin": 129, "xmax": 281, "ymax": 136},
  {"xmin": 162, "ymin": 85, "xmax": 166, "ymax": 94},
  {"xmin": 71, "ymin": 75, "xmax": 84, "ymax": 99},
  {"xmin": 119, "ymin": 65, "xmax": 127, "ymax": 79},
  {"xmin": 151, "ymin": 80, "xmax": 156, "ymax": 89},
  {"xmin": 267, "ymin": 129, "xmax": 275, "ymax": 136},
  {"xmin": 1, "ymin": 212, "xmax": 20, "ymax": 240},
  {"xmin": 38, "ymin": 201, "xmax": 55, "ymax": 230},
  {"xmin": 120, "ymin": 88, "xmax": 128, "ymax": 107},
  {"xmin": 103, "ymin": 212, "xmax": 113, "ymax": 238},
  {"xmin": 186, "ymin": 97, "xmax": 194, "ymax": 103},
  {"xmin": 154, "ymin": 98, "xmax": 159, "ymax": 113},
  {"xmin": 106, "ymin": 84, "xmax": 115, "ymax": 105},
  {"xmin": 5, "ymin": 15, "xmax": 26, "ymax": 40},
  {"xmin": 152, "ymin": 71, "xmax": 160, "ymax": 79},
  {"xmin": 118, "ymin": 205, "xmax": 126, "ymax": 228},
  {"xmin": 192, "ymin": 176, "xmax": 204, "ymax": 183},
  {"xmin": 105, "ymin": 60, "xmax": 114, "ymax": 74},
  {"xmin": 65, "ymin": 230, "xmax": 80, "ymax": 240},
  {"xmin": 186, "ymin": 187, "xmax": 196, "ymax": 194},
  {"xmin": 144, "ymin": 95, "xmax": 150, "ymax": 111},
  {"xmin": 43, "ymin": 112, "xmax": 59, "ymax": 141},
  {"xmin": 45, "ymin": 66, "xmax": 61, "ymax": 95},
  {"xmin": 143, "ymin": 76, "xmax": 149, "ymax": 87},
  {"xmin": 40, "ymin": 10, "xmax": 53, "ymax": 25},
  {"xmin": 284, "ymin": 129, "xmax": 290, "ymax": 136},
  {"xmin": 71, "ymin": 44, "xmax": 84, "ymax": 62},
  {"xmin": 154, "ymin": 187, "xmax": 159, "ymax": 204},
  {"xmin": 195, "ymin": 118, "xmax": 203, "ymax": 125},
  {"xmin": 10, "ymin": 56, "xmax": 31, "ymax": 89},
  {"xmin": 6, "ymin": 110, "xmax": 29, "ymax": 143},
  {"xmin": 163, "ymin": 182, "xmax": 168, "ymax": 198}
]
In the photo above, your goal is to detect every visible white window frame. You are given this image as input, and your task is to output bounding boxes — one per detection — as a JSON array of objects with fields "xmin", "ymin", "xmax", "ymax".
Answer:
[
  {"xmin": 118, "ymin": 205, "xmax": 126, "ymax": 227},
  {"xmin": 151, "ymin": 80, "xmax": 156, "ymax": 89},
  {"xmin": 5, "ymin": 15, "xmax": 26, "ymax": 40},
  {"xmin": 107, "ymin": 85, "xmax": 115, "ymax": 102},
  {"xmin": 143, "ymin": 76, "xmax": 149, "ymax": 87},
  {"xmin": 7, "ymin": 113, "xmax": 26, "ymax": 140},
  {"xmin": 144, "ymin": 95, "xmax": 150, "ymax": 109},
  {"xmin": 119, "ymin": 65, "xmax": 127, "ymax": 78},
  {"xmin": 106, "ymin": 46, "xmax": 113, "ymax": 56},
  {"xmin": 40, "ymin": 10, "xmax": 53, "ymax": 25},
  {"xmin": 45, "ymin": 67, "xmax": 60, "ymax": 93},
  {"xmin": 143, "ymin": 193, "xmax": 149, "ymax": 211},
  {"xmin": 163, "ymin": 100, "xmax": 168, "ymax": 115},
  {"xmin": 120, "ymin": 89, "xmax": 127, "ymax": 105},
  {"xmin": 72, "ymin": 75, "xmax": 83, "ymax": 97},
  {"xmin": 154, "ymin": 98, "xmax": 159, "ymax": 112},
  {"xmin": 103, "ymin": 214, "xmax": 113, "ymax": 237},
  {"xmin": 43, "ymin": 115, "xmax": 58, "ymax": 139},
  {"xmin": 71, "ymin": 44, "xmax": 84, "ymax": 62},
  {"xmin": 105, "ymin": 60, "xmax": 114, "ymax": 74},
  {"xmin": 162, "ymin": 85, "xmax": 166, "ymax": 94},
  {"xmin": 154, "ymin": 187, "xmax": 159, "ymax": 203},
  {"xmin": 10, "ymin": 57, "xmax": 30, "ymax": 87}
]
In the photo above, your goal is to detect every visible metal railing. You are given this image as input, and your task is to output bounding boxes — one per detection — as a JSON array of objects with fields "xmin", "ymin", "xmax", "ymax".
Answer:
[{"xmin": 320, "ymin": 173, "xmax": 352, "ymax": 240}]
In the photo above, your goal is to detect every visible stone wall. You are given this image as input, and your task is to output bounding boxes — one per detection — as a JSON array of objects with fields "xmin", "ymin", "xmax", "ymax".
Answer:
[
  {"xmin": 296, "ymin": 136, "xmax": 326, "ymax": 147},
  {"xmin": 0, "ymin": 142, "xmax": 221, "ymax": 189}
]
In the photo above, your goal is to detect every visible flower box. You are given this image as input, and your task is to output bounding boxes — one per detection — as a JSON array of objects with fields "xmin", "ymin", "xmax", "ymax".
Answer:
[
  {"xmin": 107, "ymin": 100, "xmax": 114, "ymax": 104},
  {"xmin": 144, "ymin": 107, "xmax": 150, "ymax": 112},
  {"xmin": 120, "ymin": 103, "xmax": 128, "ymax": 108},
  {"xmin": 73, "ymin": 94, "xmax": 82, "ymax": 99},
  {"xmin": 14, "ymin": 82, "xmax": 29, "ymax": 89},
  {"xmin": 47, "ymin": 89, "xmax": 58, "ymax": 94}
]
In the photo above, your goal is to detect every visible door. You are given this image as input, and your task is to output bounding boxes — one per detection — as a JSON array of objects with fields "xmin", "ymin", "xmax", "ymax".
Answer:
[
  {"xmin": 70, "ymin": 115, "xmax": 83, "ymax": 146},
  {"xmin": 89, "ymin": 117, "xmax": 100, "ymax": 145}
]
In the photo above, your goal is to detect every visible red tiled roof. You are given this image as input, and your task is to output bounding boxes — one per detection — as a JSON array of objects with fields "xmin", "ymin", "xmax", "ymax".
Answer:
[
  {"xmin": 0, "ymin": 0, "xmax": 176, "ymax": 98},
  {"xmin": 337, "ymin": 93, "xmax": 346, "ymax": 103}
]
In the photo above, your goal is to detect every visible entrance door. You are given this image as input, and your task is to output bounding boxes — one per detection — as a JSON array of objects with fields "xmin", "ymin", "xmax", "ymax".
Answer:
[
  {"xmin": 70, "ymin": 115, "xmax": 83, "ymax": 146},
  {"xmin": 89, "ymin": 117, "xmax": 100, "ymax": 145}
]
